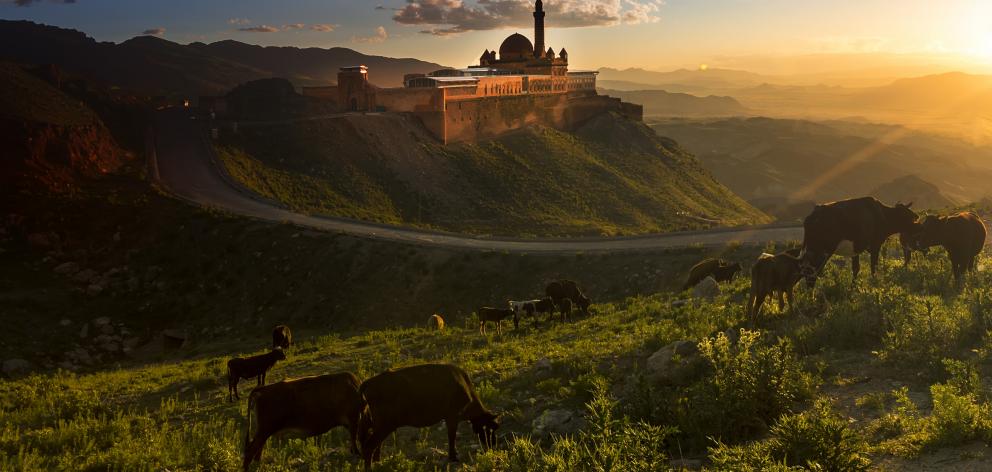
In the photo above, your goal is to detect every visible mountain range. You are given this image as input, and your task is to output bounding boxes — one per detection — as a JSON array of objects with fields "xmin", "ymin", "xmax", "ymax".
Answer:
[{"xmin": 0, "ymin": 20, "xmax": 444, "ymax": 96}]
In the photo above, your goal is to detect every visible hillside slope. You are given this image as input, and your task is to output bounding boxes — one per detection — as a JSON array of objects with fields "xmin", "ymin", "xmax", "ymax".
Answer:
[
  {"xmin": 651, "ymin": 117, "xmax": 992, "ymax": 209},
  {"xmin": 599, "ymin": 88, "xmax": 749, "ymax": 117},
  {"xmin": 217, "ymin": 113, "xmax": 768, "ymax": 237}
]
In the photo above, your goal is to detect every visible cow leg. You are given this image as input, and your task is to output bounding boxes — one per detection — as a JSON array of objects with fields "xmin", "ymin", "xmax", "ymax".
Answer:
[
  {"xmin": 231, "ymin": 379, "xmax": 240, "ymax": 401},
  {"xmin": 851, "ymin": 254, "xmax": 861, "ymax": 281},
  {"xmin": 870, "ymin": 249, "xmax": 881, "ymax": 277},
  {"xmin": 348, "ymin": 410, "xmax": 361, "ymax": 455},
  {"xmin": 479, "ymin": 321, "xmax": 484, "ymax": 335},
  {"xmin": 362, "ymin": 427, "xmax": 393, "ymax": 471},
  {"xmin": 753, "ymin": 293, "xmax": 767, "ymax": 323},
  {"xmin": 228, "ymin": 378, "xmax": 236, "ymax": 402},
  {"xmin": 777, "ymin": 291, "xmax": 785, "ymax": 311},
  {"xmin": 445, "ymin": 418, "xmax": 459, "ymax": 462},
  {"xmin": 244, "ymin": 430, "xmax": 271, "ymax": 470},
  {"xmin": 496, "ymin": 320, "xmax": 502, "ymax": 335}
]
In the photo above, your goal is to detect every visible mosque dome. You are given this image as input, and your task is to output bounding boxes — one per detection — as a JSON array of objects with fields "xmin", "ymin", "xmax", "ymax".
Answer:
[{"xmin": 499, "ymin": 33, "xmax": 534, "ymax": 61}]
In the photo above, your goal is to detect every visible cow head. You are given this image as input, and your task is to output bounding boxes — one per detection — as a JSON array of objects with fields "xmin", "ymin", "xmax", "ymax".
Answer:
[
  {"xmin": 798, "ymin": 250, "xmax": 823, "ymax": 289},
  {"xmin": 471, "ymin": 411, "xmax": 500, "ymax": 449},
  {"xmin": 576, "ymin": 294, "xmax": 591, "ymax": 314},
  {"xmin": 890, "ymin": 202, "xmax": 918, "ymax": 232},
  {"xmin": 272, "ymin": 348, "xmax": 287, "ymax": 360},
  {"xmin": 913, "ymin": 215, "xmax": 944, "ymax": 249}
]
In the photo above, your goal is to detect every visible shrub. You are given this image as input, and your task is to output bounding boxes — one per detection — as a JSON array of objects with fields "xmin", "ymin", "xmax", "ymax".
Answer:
[{"xmin": 709, "ymin": 399, "xmax": 871, "ymax": 472}]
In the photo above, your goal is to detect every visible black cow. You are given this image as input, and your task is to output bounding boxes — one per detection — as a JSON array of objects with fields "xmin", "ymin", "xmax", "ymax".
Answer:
[
  {"xmin": 911, "ymin": 212, "xmax": 987, "ymax": 284},
  {"xmin": 801, "ymin": 197, "xmax": 917, "ymax": 287},
  {"xmin": 681, "ymin": 259, "xmax": 743, "ymax": 291},
  {"xmin": 545, "ymin": 280, "xmax": 591, "ymax": 314},
  {"xmin": 227, "ymin": 350, "xmax": 287, "ymax": 402},
  {"xmin": 272, "ymin": 325, "xmax": 292, "ymax": 350}
]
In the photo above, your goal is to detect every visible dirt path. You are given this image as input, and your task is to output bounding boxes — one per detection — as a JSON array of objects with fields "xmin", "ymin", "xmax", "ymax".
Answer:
[{"xmin": 153, "ymin": 110, "xmax": 804, "ymax": 253}]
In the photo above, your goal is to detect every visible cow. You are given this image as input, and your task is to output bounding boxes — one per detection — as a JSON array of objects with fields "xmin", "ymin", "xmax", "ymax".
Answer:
[
  {"xmin": 272, "ymin": 325, "xmax": 292, "ymax": 350},
  {"xmin": 681, "ymin": 259, "xmax": 743, "ymax": 291},
  {"xmin": 910, "ymin": 212, "xmax": 987, "ymax": 284},
  {"xmin": 800, "ymin": 197, "xmax": 918, "ymax": 288},
  {"xmin": 478, "ymin": 307, "xmax": 516, "ymax": 334},
  {"xmin": 358, "ymin": 363, "xmax": 499, "ymax": 470},
  {"xmin": 747, "ymin": 251, "xmax": 806, "ymax": 324},
  {"xmin": 545, "ymin": 280, "xmax": 591, "ymax": 314},
  {"xmin": 227, "ymin": 349, "xmax": 287, "ymax": 402},
  {"xmin": 243, "ymin": 372, "xmax": 365, "ymax": 471},
  {"xmin": 898, "ymin": 231, "xmax": 929, "ymax": 266},
  {"xmin": 428, "ymin": 314, "xmax": 445, "ymax": 331},
  {"xmin": 557, "ymin": 298, "xmax": 573, "ymax": 323}
]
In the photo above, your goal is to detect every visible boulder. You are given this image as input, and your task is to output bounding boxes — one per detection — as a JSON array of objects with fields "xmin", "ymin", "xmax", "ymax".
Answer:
[
  {"xmin": 646, "ymin": 340, "xmax": 707, "ymax": 386},
  {"xmin": 59, "ymin": 319, "xmax": 72, "ymax": 327},
  {"xmin": 534, "ymin": 358, "xmax": 552, "ymax": 371},
  {"xmin": 78, "ymin": 323, "xmax": 89, "ymax": 339},
  {"xmin": 2, "ymin": 358, "xmax": 33, "ymax": 377},
  {"xmin": 27, "ymin": 232, "xmax": 58, "ymax": 250},
  {"xmin": 54, "ymin": 262, "xmax": 80, "ymax": 275},
  {"xmin": 74, "ymin": 269, "xmax": 98, "ymax": 284},
  {"xmin": 162, "ymin": 329, "xmax": 188, "ymax": 350},
  {"xmin": 691, "ymin": 276, "xmax": 720, "ymax": 300},
  {"xmin": 86, "ymin": 284, "xmax": 105, "ymax": 296},
  {"xmin": 92, "ymin": 317, "xmax": 111, "ymax": 327},
  {"xmin": 532, "ymin": 409, "xmax": 584, "ymax": 436}
]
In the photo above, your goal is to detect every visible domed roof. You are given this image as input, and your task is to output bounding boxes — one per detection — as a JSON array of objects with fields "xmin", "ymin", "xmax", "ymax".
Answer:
[{"xmin": 499, "ymin": 33, "xmax": 533, "ymax": 61}]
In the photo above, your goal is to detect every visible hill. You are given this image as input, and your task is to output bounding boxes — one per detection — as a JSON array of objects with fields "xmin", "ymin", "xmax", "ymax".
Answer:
[
  {"xmin": 0, "ymin": 62, "xmax": 130, "ymax": 192},
  {"xmin": 597, "ymin": 67, "xmax": 770, "ymax": 93},
  {"xmin": 599, "ymin": 89, "xmax": 749, "ymax": 117},
  {"xmin": 216, "ymin": 112, "xmax": 769, "ymax": 237},
  {"xmin": 870, "ymin": 174, "xmax": 959, "ymax": 210},
  {"xmin": 650, "ymin": 117, "xmax": 992, "ymax": 214},
  {"xmin": 855, "ymin": 72, "xmax": 992, "ymax": 119},
  {"xmin": 0, "ymin": 20, "xmax": 443, "ymax": 95}
]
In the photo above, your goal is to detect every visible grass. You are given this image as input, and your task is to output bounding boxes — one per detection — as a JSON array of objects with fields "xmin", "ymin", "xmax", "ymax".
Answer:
[
  {"xmin": 215, "ymin": 112, "xmax": 769, "ymax": 238},
  {"xmin": 4, "ymin": 212, "xmax": 992, "ymax": 470}
]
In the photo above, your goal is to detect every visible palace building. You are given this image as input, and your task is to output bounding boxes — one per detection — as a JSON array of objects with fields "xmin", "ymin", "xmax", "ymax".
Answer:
[{"xmin": 303, "ymin": 1, "xmax": 641, "ymax": 144}]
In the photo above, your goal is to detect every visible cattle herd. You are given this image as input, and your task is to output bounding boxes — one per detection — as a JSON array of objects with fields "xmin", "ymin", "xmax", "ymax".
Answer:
[
  {"xmin": 683, "ymin": 197, "xmax": 988, "ymax": 324},
  {"xmin": 224, "ymin": 197, "xmax": 986, "ymax": 470},
  {"xmin": 227, "ymin": 280, "xmax": 591, "ymax": 470}
]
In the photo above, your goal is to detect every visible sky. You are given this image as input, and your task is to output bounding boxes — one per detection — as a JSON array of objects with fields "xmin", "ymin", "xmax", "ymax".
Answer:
[{"xmin": 2, "ymin": 0, "xmax": 992, "ymax": 74}]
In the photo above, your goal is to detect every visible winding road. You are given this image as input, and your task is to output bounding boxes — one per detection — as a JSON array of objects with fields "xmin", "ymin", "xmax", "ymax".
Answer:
[{"xmin": 153, "ymin": 110, "xmax": 804, "ymax": 253}]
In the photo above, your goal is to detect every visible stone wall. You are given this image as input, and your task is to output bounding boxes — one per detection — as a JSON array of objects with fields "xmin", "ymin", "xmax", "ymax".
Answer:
[
  {"xmin": 441, "ymin": 94, "xmax": 569, "ymax": 144},
  {"xmin": 376, "ymin": 88, "xmax": 442, "ymax": 113}
]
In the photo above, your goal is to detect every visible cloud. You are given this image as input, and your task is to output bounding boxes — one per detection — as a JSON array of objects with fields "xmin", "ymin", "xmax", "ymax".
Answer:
[
  {"xmin": 353, "ymin": 26, "xmax": 389, "ymax": 43},
  {"xmin": 8, "ymin": 0, "xmax": 76, "ymax": 6},
  {"xmin": 238, "ymin": 25, "xmax": 280, "ymax": 33},
  {"xmin": 283, "ymin": 23, "xmax": 305, "ymax": 30},
  {"xmin": 391, "ymin": 0, "xmax": 664, "ymax": 35},
  {"xmin": 310, "ymin": 23, "xmax": 336, "ymax": 32},
  {"xmin": 141, "ymin": 27, "xmax": 166, "ymax": 36},
  {"xmin": 228, "ymin": 18, "xmax": 251, "ymax": 25}
]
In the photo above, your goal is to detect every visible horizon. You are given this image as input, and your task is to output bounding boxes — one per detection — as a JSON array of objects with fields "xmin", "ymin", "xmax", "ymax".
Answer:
[{"xmin": 3, "ymin": 0, "xmax": 992, "ymax": 78}]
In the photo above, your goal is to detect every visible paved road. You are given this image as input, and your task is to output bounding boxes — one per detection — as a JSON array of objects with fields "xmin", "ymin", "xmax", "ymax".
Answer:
[{"xmin": 153, "ymin": 111, "xmax": 804, "ymax": 253}]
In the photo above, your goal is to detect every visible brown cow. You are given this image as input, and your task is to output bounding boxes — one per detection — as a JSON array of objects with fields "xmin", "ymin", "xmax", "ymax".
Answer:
[
  {"xmin": 358, "ymin": 363, "xmax": 499, "ymax": 470},
  {"xmin": 243, "ymin": 372, "xmax": 365, "ymax": 471},
  {"xmin": 801, "ymin": 197, "xmax": 917, "ymax": 287},
  {"xmin": 911, "ymin": 212, "xmax": 987, "ymax": 284},
  {"xmin": 272, "ymin": 325, "xmax": 292, "ymax": 350},
  {"xmin": 228, "ymin": 350, "xmax": 287, "ymax": 402},
  {"xmin": 428, "ymin": 314, "xmax": 445, "ymax": 331},
  {"xmin": 681, "ymin": 258, "xmax": 743, "ymax": 291},
  {"xmin": 545, "ymin": 280, "xmax": 591, "ymax": 314},
  {"xmin": 557, "ymin": 297, "xmax": 573, "ymax": 323},
  {"xmin": 747, "ymin": 251, "xmax": 806, "ymax": 324},
  {"xmin": 478, "ymin": 307, "xmax": 515, "ymax": 334}
]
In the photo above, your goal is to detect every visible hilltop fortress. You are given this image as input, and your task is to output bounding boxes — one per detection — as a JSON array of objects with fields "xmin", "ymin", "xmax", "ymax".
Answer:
[{"xmin": 302, "ymin": 0, "xmax": 642, "ymax": 144}]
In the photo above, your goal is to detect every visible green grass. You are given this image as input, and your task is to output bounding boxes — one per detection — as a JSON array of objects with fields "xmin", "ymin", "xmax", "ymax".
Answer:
[{"xmin": 216, "ymin": 113, "xmax": 769, "ymax": 237}]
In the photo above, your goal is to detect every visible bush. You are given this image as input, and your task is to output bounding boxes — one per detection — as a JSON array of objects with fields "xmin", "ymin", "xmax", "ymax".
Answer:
[
  {"xmin": 670, "ymin": 330, "xmax": 817, "ymax": 449},
  {"xmin": 709, "ymin": 399, "xmax": 871, "ymax": 472}
]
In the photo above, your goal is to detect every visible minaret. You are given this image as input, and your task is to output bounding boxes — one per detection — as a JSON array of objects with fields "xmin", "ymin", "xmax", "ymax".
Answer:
[{"xmin": 533, "ymin": 0, "xmax": 545, "ymax": 59}]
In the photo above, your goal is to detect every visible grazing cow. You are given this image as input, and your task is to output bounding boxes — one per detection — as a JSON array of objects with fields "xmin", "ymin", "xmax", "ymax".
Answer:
[
  {"xmin": 272, "ymin": 325, "xmax": 292, "ymax": 350},
  {"xmin": 534, "ymin": 297, "xmax": 557, "ymax": 320},
  {"xmin": 428, "ymin": 314, "xmax": 445, "ymax": 331},
  {"xmin": 801, "ymin": 197, "xmax": 917, "ymax": 287},
  {"xmin": 911, "ymin": 212, "xmax": 987, "ymax": 284},
  {"xmin": 243, "ymin": 372, "xmax": 364, "ymax": 471},
  {"xmin": 358, "ymin": 363, "xmax": 499, "ymax": 470},
  {"xmin": 747, "ymin": 251, "xmax": 806, "ymax": 324},
  {"xmin": 545, "ymin": 280, "xmax": 591, "ymax": 314},
  {"xmin": 228, "ymin": 350, "xmax": 287, "ymax": 402},
  {"xmin": 557, "ymin": 298, "xmax": 573, "ymax": 323},
  {"xmin": 898, "ymin": 231, "xmax": 928, "ymax": 266},
  {"xmin": 509, "ymin": 299, "xmax": 540, "ymax": 323},
  {"xmin": 681, "ymin": 259, "xmax": 743, "ymax": 291},
  {"xmin": 477, "ymin": 307, "xmax": 516, "ymax": 334}
]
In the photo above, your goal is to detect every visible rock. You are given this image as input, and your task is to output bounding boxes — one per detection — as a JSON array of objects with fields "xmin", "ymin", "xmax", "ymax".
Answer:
[
  {"xmin": 79, "ymin": 323, "xmax": 89, "ymax": 339},
  {"xmin": 646, "ymin": 340, "xmax": 707, "ymax": 386},
  {"xmin": 2, "ymin": 358, "xmax": 33, "ymax": 377},
  {"xmin": 99, "ymin": 323, "xmax": 114, "ymax": 335},
  {"xmin": 532, "ymin": 409, "xmax": 584, "ymax": 436},
  {"xmin": 74, "ymin": 269, "xmax": 98, "ymax": 284},
  {"xmin": 145, "ymin": 266, "xmax": 163, "ymax": 282},
  {"xmin": 113, "ymin": 232, "xmax": 121, "ymax": 243},
  {"xmin": 86, "ymin": 284, "xmax": 104, "ymax": 296},
  {"xmin": 669, "ymin": 458, "xmax": 703, "ymax": 470},
  {"xmin": 27, "ymin": 232, "xmax": 58, "ymax": 250},
  {"xmin": 126, "ymin": 276, "xmax": 140, "ymax": 291},
  {"xmin": 54, "ymin": 262, "xmax": 80, "ymax": 275},
  {"xmin": 66, "ymin": 348, "xmax": 93, "ymax": 366},
  {"xmin": 100, "ymin": 343, "xmax": 120, "ymax": 353},
  {"xmin": 93, "ymin": 317, "xmax": 111, "ymax": 327},
  {"xmin": 59, "ymin": 318, "xmax": 72, "ymax": 327},
  {"xmin": 535, "ymin": 358, "xmax": 552, "ymax": 371},
  {"xmin": 162, "ymin": 329, "xmax": 188, "ymax": 350},
  {"xmin": 691, "ymin": 276, "xmax": 720, "ymax": 300},
  {"xmin": 671, "ymin": 299, "xmax": 689, "ymax": 308}
]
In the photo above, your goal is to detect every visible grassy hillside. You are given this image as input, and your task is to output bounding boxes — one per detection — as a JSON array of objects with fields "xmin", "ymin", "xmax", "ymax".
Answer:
[
  {"xmin": 5, "ymin": 226, "xmax": 992, "ymax": 470},
  {"xmin": 217, "ymin": 113, "xmax": 769, "ymax": 237},
  {"xmin": 650, "ymin": 117, "xmax": 992, "ymax": 217}
]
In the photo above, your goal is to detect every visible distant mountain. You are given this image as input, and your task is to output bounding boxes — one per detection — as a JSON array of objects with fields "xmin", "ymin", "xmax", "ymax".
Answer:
[
  {"xmin": 871, "ymin": 174, "xmax": 958, "ymax": 210},
  {"xmin": 856, "ymin": 72, "xmax": 992, "ymax": 118},
  {"xmin": 0, "ymin": 20, "xmax": 444, "ymax": 96},
  {"xmin": 599, "ymin": 89, "xmax": 749, "ymax": 117},
  {"xmin": 598, "ymin": 67, "xmax": 769, "ymax": 89},
  {"xmin": 650, "ymin": 117, "xmax": 992, "ymax": 211}
]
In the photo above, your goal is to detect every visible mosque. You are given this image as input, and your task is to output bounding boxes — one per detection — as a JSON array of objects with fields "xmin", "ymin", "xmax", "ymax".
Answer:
[{"xmin": 303, "ymin": 0, "xmax": 641, "ymax": 144}]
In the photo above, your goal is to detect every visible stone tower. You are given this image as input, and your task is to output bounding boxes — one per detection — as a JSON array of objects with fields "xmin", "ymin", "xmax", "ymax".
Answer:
[{"xmin": 533, "ymin": 0, "xmax": 545, "ymax": 59}]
